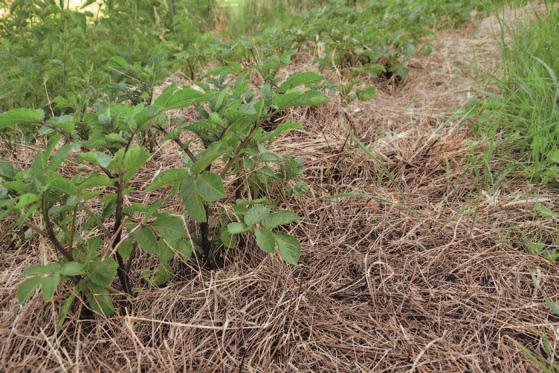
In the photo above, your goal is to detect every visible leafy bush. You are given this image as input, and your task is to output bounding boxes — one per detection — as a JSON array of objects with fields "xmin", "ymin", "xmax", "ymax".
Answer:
[
  {"xmin": 0, "ymin": 61, "xmax": 327, "ymax": 321},
  {"xmin": 221, "ymin": 0, "xmax": 505, "ymax": 80},
  {"xmin": 0, "ymin": 0, "xmax": 505, "ymax": 116},
  {"xmin": 0, "ymin": 0, "xmax": 207, "ymax": 112}
]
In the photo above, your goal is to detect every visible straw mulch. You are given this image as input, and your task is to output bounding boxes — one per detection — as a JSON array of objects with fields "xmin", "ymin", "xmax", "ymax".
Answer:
[{"xmin": 1, "ymin": 4, "xmax": 558, "ymax": 372}]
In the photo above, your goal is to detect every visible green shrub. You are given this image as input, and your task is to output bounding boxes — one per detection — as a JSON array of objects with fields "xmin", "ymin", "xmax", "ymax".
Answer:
[
  {"xmin": 0, "ymin": 60, "xmax": 327, "ymax": 322},
  {"xmin": 0, "ymin": 0, "xmax": 207, "ymax": 112},
  {"xmin": 0, "ymin": 0, "xmax": 501, "ymax": 116}
]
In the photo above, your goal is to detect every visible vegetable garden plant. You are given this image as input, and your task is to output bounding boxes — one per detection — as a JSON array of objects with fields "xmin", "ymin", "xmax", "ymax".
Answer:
[{"xmin": 0, "ymin": 60, "xmax": 328, "ymax": 324}]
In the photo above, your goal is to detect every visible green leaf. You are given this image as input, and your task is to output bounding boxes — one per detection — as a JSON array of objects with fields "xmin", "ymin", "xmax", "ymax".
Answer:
[
  {"xmin": 266, "ymin": 121, "xmax": 303, "ymax": 142},
  {"xmin": 57, "ymin": 292, "xmax": 76, "ymax": 329},
  {"xmin": 255, "ymin": 227, "xmax": 275, "ymax": 253},
  {"xmin": 356, "ymin": 85, "xmax": 377, "ymax": 101},
  {"xmin": 85, "ymin": 290, "xmax": 115, "ymax": 316},
  {"xmin": 40, "ymin": 272, "xmax": 61, "ymax": 301},
  {"xmin": 535, "ymin": 203, "xmax": 559, "ymax": 219},
  {"xmin": 105, "ymin": 133, "xmax": 128, "ymax": 144},
  {"xmin": 122, "ymin": 203, "xmax": 158, "ymax": 214},
  {"xmin": 87, "ymin": 258, "xmax": 118, "ymax": 288},
  {"xmin": 0, "ymin": 161, "xmax": 17, "ymax": 179},
  {"xmin": 133, "ymin": 227, "xmax": 161, "ymax": 256},
  {"xmin": 21, "ymin": 263, "xmax": 61, "ymax": 277},
  {"xmin": 106, "ymin": 55, "xmax": 129, "ymax": 70},
  {"xmin": 527, "ymin": 242, "xmax": 545, "ymax": 254},
  {"xmin": 260, "ymin": 152, "xmax": 282, "ymax": 163},
  {"xmin": 0, "ymin": 108, "xmax": 44, "ymax": 129},
  {"xmin": 117, "ymin": 238, "xmax": 134, "ymax": 259},
  {"xmin": 155, "ymin": 85, "xmax": 208, "ymax": 110},
  {"xmin": 194, "ymin": 141, "xmax": 231, "ymax": 173},
  {"xmin": 61, "ymin": 262, "xmax": 85, "ymax": 276},
  {"xmin": 16, "ymin": 193, "xmax": 40, "ymax": 209},
  {"xmin": 123, "ymin": 146, "xmax": 149, "ymax": 182},
  {"xmin": 227, "ymin": 222, "xmax": 249, "ymax": 234},
  {"xmin": 542, "ymin": 335, "xmax": 554, "ymax": 363},
  {"xmin": 45, "ymin": 135, "xmax": 62, "ymax": 159},
  {"xmin": 47, "ymin": 115, "xmax": 75, "ymax": 133},
  {"xmin": 80, "ymin": 152, "xmax": 112, "ymax": 168},
  {"xmin": 513, "ymin": 340, "xmax": 553, "ymax": 373},
  {"xmin": 107, "ymin": 148, "xmax": 124, "ymax": 172},
  {"xmin": 176, "ymin": 239, "xmax": 194, "ymax": 260},
  {"xmin": 17, "ymin": 277, "xmax": 41, "ymax": 303},
  {"xmin": 273, "ymin": 91, "xmax": 329, "ymax": 110},
  {"xmin": 79, "ymin": 174, "xmax": 113, "ymax": 189},
  {"xmin": 220, "ymin": 227, "xmax": 236, "ymax": 249},
  {"xmin": 262, "ymin": 211, "xmax": 300, "ymax": 229},
  {"xmin": 180, "ymin": 176, "xmax": 206, "ymax": 222},
  {"xmin": 244, "ymin": 205, "xmax": 270, "ymax": 226},
  {"xmin": 197, "ymin": 172, "xmax": 226, "ymax": 202},
  {"xmin": 153, "ymin": 214, "xmax": 184, "ymax": 246},
  {"xmin": 50, "ymin": 175, "xmax": 78, "ymax": 195},
  {"xmin": 274, "ymin": 233, "xmax": 301, "ymax": 265},
  {"xmin": 544, "ymin": 296, "xmax": 559, "ymax": 316},
  {"xmin": 150, "ymin": 261, "xmax": 174, "ymax": 286},
  {"xmin": 49, "ymin": 142, "xmax": 76, "ymax": 170},
  {"xmin": 148, "ymin": 168, "xmax": 188, "ymax": 192},
  {"xmin": 293, "ymin": 181, "xmax": 310, "ymax": 196},
  {"xmin": 279, "ymin": 72, "xmax": 323, "ymax": 93}
]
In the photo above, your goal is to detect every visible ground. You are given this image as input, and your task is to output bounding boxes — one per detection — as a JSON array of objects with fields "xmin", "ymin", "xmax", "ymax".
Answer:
[{"xmin": 1, "ymin": 4, "xmax": 558, "ymax": 372}]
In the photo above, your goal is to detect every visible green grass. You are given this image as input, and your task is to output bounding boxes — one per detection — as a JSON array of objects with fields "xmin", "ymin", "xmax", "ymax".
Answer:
[{"xmin": 476, "ymin": 4, "xmax": 559, "ymax": 186}]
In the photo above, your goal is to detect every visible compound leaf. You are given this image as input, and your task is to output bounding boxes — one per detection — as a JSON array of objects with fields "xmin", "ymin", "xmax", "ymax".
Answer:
[
  {"xmin": 17, "ymin": 277, "xmax": 41, "ymax": 303},
  {"xmin": 274, "ymin": 233, "xmax": 301, "ymax": 265},
  {"xmin": 244, "ymin": 205, "xmax": 270, "ymax": 226},
  {"xmin": 255, "ymin": 227, "xmax": 275, "ymax": 253},
  {"xmin": 197, "ymin": 172, "xmax": 226, "ymax": 202}
]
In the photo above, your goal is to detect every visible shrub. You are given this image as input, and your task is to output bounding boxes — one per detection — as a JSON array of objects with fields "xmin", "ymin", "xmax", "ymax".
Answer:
[{"xmin": 0, "ymin": 60, "xmax": 327, "ymax": 323}]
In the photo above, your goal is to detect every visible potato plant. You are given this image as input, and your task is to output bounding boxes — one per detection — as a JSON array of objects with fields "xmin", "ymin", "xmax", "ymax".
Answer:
[
  {"xmin": 0, "ymin": 63, "xmax": 328, "ymax": 323},
  {"xmin": 0, "ymin": 0, "xmax": 209, "ymax": 112},
  {"xmin": 0, "ymin": 0, "xmax": 496, "ymax": 116}
]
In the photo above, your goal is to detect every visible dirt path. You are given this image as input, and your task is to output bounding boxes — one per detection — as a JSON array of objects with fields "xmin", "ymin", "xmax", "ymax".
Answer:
[{"xmin": 1, "ymin": 4, "xmax": 558, "ymax": 372}]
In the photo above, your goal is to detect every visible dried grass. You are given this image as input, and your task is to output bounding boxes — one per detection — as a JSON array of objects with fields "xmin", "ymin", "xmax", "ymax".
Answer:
[{"xmin": 1, "ymin": 4, "xmax": 558, "ymax": 372}]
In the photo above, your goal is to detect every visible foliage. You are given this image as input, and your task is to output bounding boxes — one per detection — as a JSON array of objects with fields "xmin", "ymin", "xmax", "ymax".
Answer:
[
  {"xmin": 0, "ymin": 60, "xmax": 326, "ymax": 321},
  {"xmin": 0, "ymin": 0, "xmax": 506, "ymax": 116},
  {"xmin": 0, "ymin": 0, "xmax": 209, "ymax": 112},
  {"xmin": 474, "ymin": 7, "xmax": 559, "ymax": 186},
  {"xmin": 218, "ymin": 0, "xmax": 506, "ymax": 80}
]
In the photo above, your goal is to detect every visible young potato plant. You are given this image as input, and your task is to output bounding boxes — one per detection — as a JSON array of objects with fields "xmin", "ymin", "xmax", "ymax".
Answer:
[
  {"xmin": 150, "ymin": 57, "xmax": 327, "ymax": 264},
  {"xmin": 0, "ymin": 62, "xmax": 328, "ymax": 323}
]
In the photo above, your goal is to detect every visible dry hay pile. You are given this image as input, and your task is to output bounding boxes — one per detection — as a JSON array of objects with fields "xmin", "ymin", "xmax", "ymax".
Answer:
[{"xmin": 1, "ymin": 5, "xmax": 558, "ymax": 372}]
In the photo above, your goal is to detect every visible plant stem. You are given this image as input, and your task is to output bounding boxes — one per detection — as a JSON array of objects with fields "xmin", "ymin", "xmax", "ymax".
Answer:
[
  {"xmin": 200, "ymin": 163, "xmax": 212, "ymax": 264},
  {"xmin": 112, "ymin": 180, "xmax": 132, "ymax": 295},
  {"xmin": 125, "ymin": 244, "xmax": 137, "ymax": 273},
  {"xmin": 155, "ymin": 125, "xmax": 213, "ymax": 263},
  {"xmin": 221, "ymin": 121, "xmax": 260, "ymax": 178},
  {"xmin": 41, "ymin": 195, "xmax": 73, "ymax": 261},
  {"xmin": 68, "ymin": 204, "xmax": 78, "ymax": 251},
  {"xmin": 200, "ymin": 206, "xmax": 211, "ymax": 261},
  {"xmin": 155, "ymin": 124, "xmax": 197, "ymax": 163}
]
